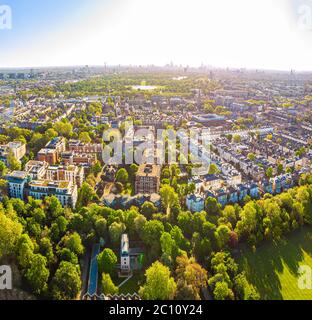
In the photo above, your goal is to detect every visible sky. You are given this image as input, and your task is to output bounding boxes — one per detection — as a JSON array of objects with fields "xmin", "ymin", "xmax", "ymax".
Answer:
[{"xmin": 0, "ymin": 0, "xmax": 312, "ymax": 70}]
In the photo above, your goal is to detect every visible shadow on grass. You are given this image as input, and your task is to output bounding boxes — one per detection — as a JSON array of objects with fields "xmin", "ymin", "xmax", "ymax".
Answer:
[{"xmin": 237, "ymin": 226, "xmax": 312, "ymax": 300}]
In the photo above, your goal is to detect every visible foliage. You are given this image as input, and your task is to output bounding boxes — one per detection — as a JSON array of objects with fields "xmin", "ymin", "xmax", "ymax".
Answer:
[{"xmin": 139, "ymin": 261, "xmax": 177, "ymax": 300}]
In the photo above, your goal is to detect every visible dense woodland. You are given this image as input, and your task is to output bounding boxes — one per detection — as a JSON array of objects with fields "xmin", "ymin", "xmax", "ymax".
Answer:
[{"xmin": 0, "ymin": 169, "xmax": 311, "ymax": 300}]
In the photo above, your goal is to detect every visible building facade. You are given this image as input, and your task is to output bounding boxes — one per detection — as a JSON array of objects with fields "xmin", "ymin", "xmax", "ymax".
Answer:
[
  {"xmin": 135, "ymin": 164, "xmax": 160, "ymax": 194},
  {"xmin": 28, "ymin": 180, "xmax": 78, "ymax": 208}
]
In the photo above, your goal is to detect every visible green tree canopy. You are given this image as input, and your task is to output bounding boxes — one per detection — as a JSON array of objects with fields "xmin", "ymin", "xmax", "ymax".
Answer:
[
  {"xmin": 139, "ymin": 261, "xmax": 177, "ymax": 300},
  {"xmin": 52, "ymin": 261, "xmax": 81, "ymax": 300},
  {"xmin": 97, "ymin": 248, "xmax": 117, "ymax": 275}
]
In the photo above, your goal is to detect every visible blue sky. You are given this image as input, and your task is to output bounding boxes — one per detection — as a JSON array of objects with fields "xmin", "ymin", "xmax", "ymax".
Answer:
[{"xmin": 0, "ymin": 0, "xmax": 312, "ymax": 70}]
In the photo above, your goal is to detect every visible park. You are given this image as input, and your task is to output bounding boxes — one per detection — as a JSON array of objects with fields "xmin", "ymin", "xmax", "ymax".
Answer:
[{"xmin": 237, "ymin": 226, "xmax": 312, "ymax": 300}]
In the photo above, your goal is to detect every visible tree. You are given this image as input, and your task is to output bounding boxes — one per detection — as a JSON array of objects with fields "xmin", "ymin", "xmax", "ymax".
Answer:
[
  {"xmin": 16, "ymin": 234, "xmax": 35, "ymax": 269},
  {"xmin": 0, "ymin": 179, "xmax": 8, "ymax": 197},
  {"xmin": 101, "ymin": 273, "xmax": 119, "ymax": 295},
  {"xmin": 115, "ymin": 168, "xmax": 129, "ymax": 185},
  {"xmin": 79, "ymin": 132, "xmax": 91, "ymax": 144},
  {"xmin": 65, "ymin": 232, "xmax": 84, "ymax": 256},
  {"xmin": 142, "ymin": 220, "xmax": 164, "ymax": 247},
  {"xmin": 128, "ymin": 164, "xmax": 138, "ymax": 181},
  {"xmin": 76, "ymin": 182, "xmax": 99, "ymax": 209},
  {"xmin": 175, "ymin": 255, "xmax": 208, "ymax": 300},
  {"xmin": 213, "ymin": 281, "xmax": 232, "ymax": 300},
  {"xmin": 45, "ymin": 196, "xmax": 63, "ymax": 220},
  {"xmin": 208, "ymin": 163, "xmax": 220, "ymax": 175},
  {"xmin": 91, "ymin": 161, "xmax": 102, "ymax": 176},
  {"xmin": 52, "ymin": 261, "xmax": 81, "ymax": 300},
  {"xmin": 53, "ymin": 121, "xmax": 73, "ymax": 138},
  {"xmin": 0, "ymin": 161, "xmax": 7, "ymax": 176},
  {"xmin": 97, "ymin": 248, "xmax": 117, "ymax": 275},
  {"xmin": 109, "ymin": 222, "xmax": 125, "ymax": 244},
  {"xmin": 205, "ymin": 197, "xmax": 221, "ymax": 215},
  {"xmin": 160, "ymin": 232, "xmax": 177, "ymax": 266},
  {"xmin": 229, "ymin": 231, "xmax": 239, "ymax": 248},
  {"xmin": 139, "ymin": 261, "xmax": 177, "ymax": 300},
  {"xmin": 235, "ymin": 201, "xmax": 259, "ymax": 244},
  {"xmin": 176, "ymin": 281, "xmax": 198, "ymax": 300},
  {"xmin": 0, "ymin": 208, "xmax": 23, "ymax": 258},
  {"xmin": 95, "ymin": 218, "xmax": 107, "ymax": 238},
  {"xmin": 142, "ymin": 220, "xmax": 165, "ymax": 260},
  {"xmin": 233, "ymin": 135, "xmax": 241, "ymax": 144},
  {"xmin": 222, "ymin": 205, "xmax": 237, "ymax": 227},
  {"xmin": 296, "ymin": 186, "xmax": 312, "ymax": 225},
  {"xmin": 6, "ymin": 151, "xmax": 21, "ymax": 171},
  {"xmin": 44, "ymin": 128, "xmax": 58, "ymax": 140},
  {"xmin": 216, "ymin": 225, "xmax": 231, "ymax": 249},
  {"xmin": 277, "ymin": 163, "xmax": 284, "ymax": 175},
  {"xmin": 25, "ymin": 254, "xmax": 50, "ymax": 295},
  {"xmin": 0, "ymin": 134, "xmax": 9, "ymax": 144},
  {"xmin": 141, "ymin": 201, "xmax": 157, "ymax": 219},
  {"xmin": 187, "ymin": 183, "xmax": 196, "ymax": 195},
  {"xmin": 234, "ymin": 273, "xmax": 260, "ymax": 300},
  {"xmin": 159, "ymin": 185, "xmax": 179, "ymax": 215},
  {"xmin": 58, "ymin": 248, "xmax": 78, "ymax": 265},
  {"xmin": 247, "ymin": 153, "xmax": 256, "ymax": 162},
  {"xmin": 296, "ymin": 147, "xmax": 307, "ymax": 157},
  {"xmin": 266, "ymin": 167, "xmax": 274, "ymax": 178}
]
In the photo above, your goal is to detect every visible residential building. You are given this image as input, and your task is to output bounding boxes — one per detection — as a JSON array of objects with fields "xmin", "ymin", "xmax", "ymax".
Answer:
[
  {"xmin": 0, "ymin": 141, "xmax": 26, "ymax": 164},
  {"xmin": 28, "ymin": 180, "xmax": 78, "ymax": 208},
  {"xmin": 186, "ymin": 194, "xmax": 205, "ymax": 212},
  {"xmin": 61, "ymin": 151, "xmax": 97, "ymax": 168},
  {"xmin": 37, "ymin": 148, "xmax": 58, "ymax": 165},
  {"xmin": 68, "ymin": 140, "xmax": 103, "ymax": 155},
  {"xmin": 25, "ymin": 160, "xmax": 49, "ymax": 180},
  {"xmin": 45, "ymin": 137, "xmax": 66, "ymax": 153},
  {"xmin": 7, "ymin": 142, "xmax": 26, "ymax": 161},
  {"xmin": 6, "ymin": 171, "xmax": 30, "ymax": 200},
  {"xmin": 135, "ymin": 164, "xmax": 160, "ymax": 194},
  {"xmin": 45, "ymin": 165, "xmax": 84, "ymax": 187}
]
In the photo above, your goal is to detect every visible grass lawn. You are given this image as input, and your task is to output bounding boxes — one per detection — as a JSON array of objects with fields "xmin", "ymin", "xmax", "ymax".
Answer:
[
  {"xmin": 237, "ymin": 226, "xmax": 312, "ymax": 300},
  {"xmin": 117, "ymin": 273, "xmax": 145, "ymax": 295}
]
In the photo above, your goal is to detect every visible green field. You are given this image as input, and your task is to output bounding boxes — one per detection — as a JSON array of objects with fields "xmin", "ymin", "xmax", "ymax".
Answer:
[{"xmin": 237, "ymin": 227, "xmax": 312, "ymax": 300}]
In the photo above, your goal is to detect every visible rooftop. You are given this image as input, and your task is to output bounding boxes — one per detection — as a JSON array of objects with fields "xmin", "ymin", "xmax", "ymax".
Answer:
[
  {"xmin": 136, "ymin": 164, "xmax": 160, "ymax": 177},
  {"xmin": 29, "ymin": 180, "xmax": 70, "ymax": 189},
  {"xmin": 38, "ymin": 148, "xmax": 57, "ymax": 155},
  {"xmin": 6, "ymin": 171, "xmax": 28, "ymax": 180}
]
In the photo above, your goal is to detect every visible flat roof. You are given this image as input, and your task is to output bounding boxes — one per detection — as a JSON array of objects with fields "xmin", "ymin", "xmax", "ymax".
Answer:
[
  {"xmin": 29, "ymin": 180, "xmax": 70, "ymax": 188},
  {"xmin": 7, "ymin": 171, "xmax": 28, "ymax": 179},
  {"xmin": 136, "ymin": 164, "xmax": 160, "ymax": 177}
]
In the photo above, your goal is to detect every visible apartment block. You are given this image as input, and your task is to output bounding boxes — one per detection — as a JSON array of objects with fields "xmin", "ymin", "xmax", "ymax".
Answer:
[
  {"xmin": 135, "ymin": 164, "xmax": 160, "ymax": 194},
  {"xmin": 5, "ymin": 171, "xmax": 30, "ymax": 200},
  {"xmin": 68, "ymin": 140, "xmax": 103, "ymax": 154},
  {"xmin": 25, "ymin": 160, "xmax": 49, "ymax": 180},
  {"xmin": 61, "ymin": 152, "xmax": 97, "ymax": 167},
  {"xmin": 45, "ymin": 165, "xmax": 84, "ymax": 187},
  {"xmin": 0, "ymin": 141, "xmax": 26, "ymax": 164},
  {"xmin": 37, "ymin": 148, "xmax": 58, "ymax": 165},
  {"xmin": 28, "ymin": 180, "xmax": 78, "ymax": 208}
]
